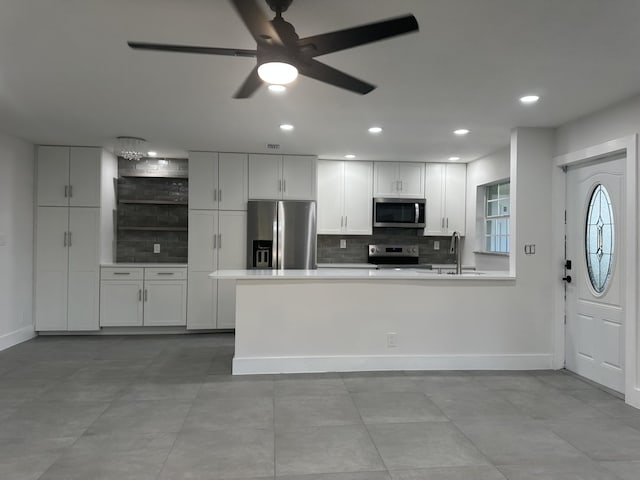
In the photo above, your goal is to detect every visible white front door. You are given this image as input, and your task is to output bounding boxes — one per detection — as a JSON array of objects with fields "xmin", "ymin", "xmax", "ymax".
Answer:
[{"xmin": 565, "ymin": 155, "xmax": 625, "ymax": 393}]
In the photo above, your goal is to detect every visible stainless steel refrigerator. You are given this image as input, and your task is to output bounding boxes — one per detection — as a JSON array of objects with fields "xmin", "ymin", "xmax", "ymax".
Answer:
[{"xmin": 247, "ymin": 200, "xmax": 317, "ymax": 269}]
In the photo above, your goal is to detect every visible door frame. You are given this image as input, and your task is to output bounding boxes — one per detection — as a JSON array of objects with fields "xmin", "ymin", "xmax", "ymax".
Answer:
[{"xmin": 552, "ymin": 134, "xmax": 638, "ymax": 407}]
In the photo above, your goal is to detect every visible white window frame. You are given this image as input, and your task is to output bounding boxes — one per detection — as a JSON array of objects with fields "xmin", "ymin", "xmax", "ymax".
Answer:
[{"xmin": 484, "ymin": 181, "xmax": 510, "ymax": 253}]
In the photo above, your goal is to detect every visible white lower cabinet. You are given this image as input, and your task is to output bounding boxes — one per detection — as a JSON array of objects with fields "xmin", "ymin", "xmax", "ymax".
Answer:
[
  {"xmin": 99, "ymin": 267, "xmax": 187, "ymax": 327},
  {"xmin": 187, "ymin": 210, "xmax": 246, "ymax": 329},
  {"xmin": 35, "ymin": 206, "xmax": 100, "ymax": 331}
]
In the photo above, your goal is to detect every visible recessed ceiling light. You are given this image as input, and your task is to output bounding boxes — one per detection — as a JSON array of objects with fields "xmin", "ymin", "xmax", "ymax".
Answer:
[
  {"xmin": 344, "ymin": 154, "xmax": 356, "ymax": 159},
  {"xmin": 448, "ymin": 156, "xmax": 460, "ymax": 161},
  {"xmin": 520, "ymin": 95, "xmax": 540, "ymax": 104},
  {"xmin": 147, "ymin": 151, "xmax": 157, "ymax": 157},
  {"xmin": 268, "ymin": 84, "xmax": 287, "ymax": 93},
  {"xmin": 453, "ymin": 129, "xmax": 470, "ymax": 136},
  {"xmin": 280, "ymin": 124, "xmax": 294, "ymax": 131},
  {"xmin": 368, "ymin": 126, "xmax": 383, "ymax": 134}
]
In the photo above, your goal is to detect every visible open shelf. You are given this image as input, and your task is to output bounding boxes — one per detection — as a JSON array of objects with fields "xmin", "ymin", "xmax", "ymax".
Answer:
[
  {"xmin": 118, "ymin": 199, "xmax": 188, "ymax": 205},
  {"xmin": 117, "ymin": 226, "xmax": 188, "ymax": 232}
]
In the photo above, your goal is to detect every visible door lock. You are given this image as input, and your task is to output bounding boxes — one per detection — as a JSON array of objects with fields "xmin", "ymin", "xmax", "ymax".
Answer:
[{"xmin": 562, "ymin": 275, "xmax": 572, "ymax": 283}]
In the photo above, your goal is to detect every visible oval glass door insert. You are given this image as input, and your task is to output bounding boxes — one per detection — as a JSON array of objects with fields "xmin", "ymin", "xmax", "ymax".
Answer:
[{"xmin": 585, "ymin": 184, "xmax": 615, "ymax": 294}]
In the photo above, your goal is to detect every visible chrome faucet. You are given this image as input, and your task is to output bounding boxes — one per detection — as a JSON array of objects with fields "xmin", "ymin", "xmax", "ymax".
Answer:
[{"xmin": 449, "ymin": 231, "xmax": 462, "ymax": 274}]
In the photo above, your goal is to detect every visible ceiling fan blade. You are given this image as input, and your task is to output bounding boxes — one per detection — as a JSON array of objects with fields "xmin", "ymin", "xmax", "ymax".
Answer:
[
  {"xmin": 297, "ymin": 15, "xmax": 419, "ymax": 57},
  {"xmin": 233, "ymin": 66, "xmax": 264, "ymax": 98},
  {"xmin": 230, "ymin": 0, "xmax": 284, "ymax": 46},
  {"xmin": 297, "ymin": 59, "xmax": 375, "ymax": 95},
  {"xmin": 128, "ymin": 42, "xmax": 257, "ymax": 57}
]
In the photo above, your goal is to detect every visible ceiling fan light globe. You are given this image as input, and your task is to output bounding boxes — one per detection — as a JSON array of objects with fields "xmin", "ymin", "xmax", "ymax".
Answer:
[{"xmin": 258, "ymin": 62, "xmax": 298, "ymax": 85}]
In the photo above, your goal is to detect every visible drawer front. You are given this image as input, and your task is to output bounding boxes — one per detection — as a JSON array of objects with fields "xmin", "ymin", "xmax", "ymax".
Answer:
[
  {"xmin": 101, "ymin": 267, "xmax": 144, "ymax": 280},
  {"xmin": 144, "ymin": 267, "xmax": 187, "ymax": 280}
]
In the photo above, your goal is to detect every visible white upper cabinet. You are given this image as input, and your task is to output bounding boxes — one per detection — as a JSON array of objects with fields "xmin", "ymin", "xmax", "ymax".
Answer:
[
  {"xmin": 189, "ymin": 151, "xmax": 248, "ymax": 210},
  {"xmin": 249, "ymin": 154, "xmax": 316, "ymax": 200},
  {"xmin": 37, "ymin": 146, "xmax": 101, "ymax": 207},
  {"xmin": 317, "ymin": 160, "xmax": 372, "ymax": 235},
  {"xmin": 424, "ymin": 163, "xmax": 467, "ymax": 236},
  {"xmin": 373, "ymin": 162, "xmax": 425, "ymax": 198}
]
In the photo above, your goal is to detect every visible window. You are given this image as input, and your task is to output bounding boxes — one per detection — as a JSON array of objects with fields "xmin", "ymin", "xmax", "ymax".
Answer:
[
  {"xmin": 484, "ymin": 181, "xmax": 510, "ymax": 253},
  {"xmin": 585, "ymin": 184, "xmax": 614, "ymax": 294}
]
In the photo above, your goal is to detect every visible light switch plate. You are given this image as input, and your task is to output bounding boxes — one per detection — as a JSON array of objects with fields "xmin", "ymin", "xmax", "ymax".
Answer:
[
  {"xmin": 340, "ymin": 239, "xmax": 347, "ymax": 249},
  {"xmin": 153, "ymin": 243, "xmax": 161, "ymax": 254},
  {"xmin": 433, "ymin": 241, "xmax": 440, "ymax": 251},
  {"xmin": 0, "ymin": 234, "xmax": 7, "ymax": 246}
]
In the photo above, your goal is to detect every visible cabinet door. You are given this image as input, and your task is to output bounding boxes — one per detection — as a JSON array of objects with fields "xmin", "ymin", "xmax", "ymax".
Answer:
[
  {"xmin": 67, "ymin": 208, "xmax": 100, "ymax": 330},
  {"xmin": 188, "ymin": 152, "xmax": 218, "ymax": 209},
  {"xmin": 37, "ymin": 146, "xmax": 69, "ymax": 207},
  {"xmin": 424, "ymin": 163, "xmax": 445, "ymax": 235},
  {"xmin": 216, "ymin": 211, "xmax": 246, "ymax": 329},
  {"xmin": 282, "ymin": 155, "xmax": 316, "ymax": 200},
  {"xmin": 100, "ymin": 280, "xmax": 143, "ymax": 326},
  {"xmin": 344, "ymin": 161, "xmax": 373, "ymax": 235},
  {"xmin": 397, "ymin": 162, "xmax": 425, "ymax": 198},
  {"xmin": 317, "ymin": 160, "xmax": 345, "ymax": 234},
  {"xmin": 249, "ymin": 154, "xmax": 282, "ymax": 200},
  {"xmin": 187, "ymin": 271, "xmax": 218, "ymax": 330},
  {"xmin": 69, "ymin": 147, "xmax": 101, "ymax": 207},
  {"xmin": 35, "ymin": 207, "xmax": 69, "ymax": 330},
  {"xmin": 144, "ymin": 280, "xmax": 187, "ymax": 326},
  {"xmin": 373, "ymin": 162, "xmax": 399, "ymax": 197},
  {"xmin": 188, "ymin": 211, "xmax": 218, "ymax": 271},
  {"xmin": 443, "ymin": 163, "xmax": 466, "ymax": 235},
  {"xmin": 218, "ymin": 153, "xmax": 248, "ymax": 210}
]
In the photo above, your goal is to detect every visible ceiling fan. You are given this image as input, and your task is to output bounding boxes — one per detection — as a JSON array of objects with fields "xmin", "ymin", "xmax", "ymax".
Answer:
[{"xmin": 127, "ymin": 0, "xmax": 419, "ymax": 98}]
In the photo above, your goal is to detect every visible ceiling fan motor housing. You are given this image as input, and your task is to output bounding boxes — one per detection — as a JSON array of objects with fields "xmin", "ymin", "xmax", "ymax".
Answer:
[{"xmin": 266, "ymin": 0, "xmax": 293, "ymax": 14}]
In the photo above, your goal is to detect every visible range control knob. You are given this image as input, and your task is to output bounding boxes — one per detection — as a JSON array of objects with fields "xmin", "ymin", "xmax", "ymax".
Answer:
[{"xmin": 369, "ymin": 247, "xmax": 376, "ymax": 254}]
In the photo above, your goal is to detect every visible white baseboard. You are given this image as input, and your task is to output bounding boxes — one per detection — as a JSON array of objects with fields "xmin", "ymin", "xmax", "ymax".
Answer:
[
  {"xmin": 233, "ymin": 353, "xmax": 555, "ymax": 375},
  {"xmin": 0, "ymin": 325, "xmax": 35, "ymax": 352}
]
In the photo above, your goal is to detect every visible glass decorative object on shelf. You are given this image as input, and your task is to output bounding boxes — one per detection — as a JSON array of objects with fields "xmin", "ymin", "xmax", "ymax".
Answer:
[
  {"xmin": 116, "ymin": 136, "xmax": 147, "ymax": 161},
  {"xmin": 585, "ymin": 183, "xmax": 615, "ymax": 294}
]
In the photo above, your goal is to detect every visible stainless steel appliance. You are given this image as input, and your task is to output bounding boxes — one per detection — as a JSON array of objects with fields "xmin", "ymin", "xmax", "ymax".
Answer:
[
  {"xmin": 247, "ymin": 200, "xmax": 317, "ymax": 270},
  {"xmin": 373, "ymin": 198, "xmax": 426, "ymax": 228},
  {"xmin": 368, "ymin": 244, "xmax": 432, "ymax": 269}
]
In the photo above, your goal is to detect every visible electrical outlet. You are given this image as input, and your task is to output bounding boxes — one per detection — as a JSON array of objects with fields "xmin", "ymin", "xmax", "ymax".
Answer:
[
  {"xmin": 433, "ymin": 241, "xmax": 440, "ymax": 251},
  {"xmin": 387, "ymin": 332, "xmax": 397, "ymax": 348},
  {"xmin": 153, "ymin": 243, "xmax": 161, "ymax": 254},
  {"xmin": 340, "ymin": 239, "xmax": 347, "ymax": 249}
]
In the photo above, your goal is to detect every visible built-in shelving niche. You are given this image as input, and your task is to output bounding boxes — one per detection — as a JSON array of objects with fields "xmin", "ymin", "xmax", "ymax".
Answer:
[{"xmin": 116, "ymin": 157, "xmax": 188, "ymax": 263}]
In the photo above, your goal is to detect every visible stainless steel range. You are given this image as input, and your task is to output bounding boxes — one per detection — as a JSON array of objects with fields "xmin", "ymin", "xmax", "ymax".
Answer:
[{"xmin": 368, "ymin": 244, "xmax": 431, "ymax": 269}]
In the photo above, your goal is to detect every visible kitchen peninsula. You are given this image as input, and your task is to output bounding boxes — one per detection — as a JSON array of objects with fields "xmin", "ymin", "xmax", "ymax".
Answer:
[{"xmin": 206, "ymin": 268, "xmax": 551, "ymax": 376}]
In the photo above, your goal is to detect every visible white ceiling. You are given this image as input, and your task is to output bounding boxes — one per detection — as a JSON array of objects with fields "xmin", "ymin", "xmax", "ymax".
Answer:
[{"xmin": 2, "ymin": 0, "xmax": 640, "ymax": 162}]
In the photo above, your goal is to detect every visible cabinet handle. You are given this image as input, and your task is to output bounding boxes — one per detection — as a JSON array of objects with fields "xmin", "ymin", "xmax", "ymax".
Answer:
[
  {"xmin": 218, "ymin": 233, "xmax": 222, "ymax": 249},
  {"xmin": 69, "ymin": 185, "xmax": 73, "ymax": 198},
  {"xmin": 213, "ymin": 234, "xmax": 217, "ymax": 249},
  {"xmin": 63, "ymin": 231, "xmax": 67, "ymax": 247},
  {"xmin": 279, "ymin": 180, "xmax": 282, "ymax": 192},
  {"xmin": 113, "ymin": 272, "xmax": 131, "ymax": 275},
  {"xmin": 64, "ymin": 185, "xmax": 68, "ymax": 198},
  {"xmin": 144, "ymin": 289, "xmax": 148, "ymax": 302},
  {"xmin": 446, "ymin": 217, "xmax": 449, "ymax": 229},
  {"xmin": 441, "ymin": 218, "xmax": 445, "ymax": 229},
  {"xmin": 345, "ymin": 216, "xmax": 348, "ymax": 229},
  {"xmin": 219, "ymin": 189, "xmax": 222, "ymax": 202},
  {"xmin": 214, "ymin": 189, "xmax": 217, "ymax": 202},
  {"xmin": 138, "ymin": 289, "xmax": 142, "ymax": 301},
  {"xmin": 68, "ymin": 231, "xmax": 72, "ymax": 247},
  {"xmin": 156, "ymin": 272, "xmax": 174, "ymax": 275},
  {"xmin": 399, "ymin": 180, "xmax": 403, "ymax": 192}
]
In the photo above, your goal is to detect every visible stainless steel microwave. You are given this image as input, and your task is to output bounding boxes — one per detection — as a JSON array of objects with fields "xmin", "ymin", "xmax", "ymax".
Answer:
[{"xmin": 373, "ymin": 198, "xmax": 426, "ymax": 228}]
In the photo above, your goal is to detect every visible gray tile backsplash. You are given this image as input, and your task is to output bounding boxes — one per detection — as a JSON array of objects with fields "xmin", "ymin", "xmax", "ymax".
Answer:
[{"xmin": 318, "ymin": 229, "xmax": 456, "ymax": 264}]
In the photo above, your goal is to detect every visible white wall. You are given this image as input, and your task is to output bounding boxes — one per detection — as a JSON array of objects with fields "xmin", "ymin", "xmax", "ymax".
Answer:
[
  {"xmin": 556, "ymin": 94, "xmax": 640, "ymax": 156},
  {"xmin": 0, "ymin": 131, "xmax": 35, "ymax": 350},
  {"xmin": 463, "ymin": 148, "xmax": 510, "ymax": 269}
]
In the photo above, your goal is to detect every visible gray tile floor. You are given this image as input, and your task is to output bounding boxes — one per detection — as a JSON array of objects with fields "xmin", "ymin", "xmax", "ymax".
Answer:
[{"xmin": 1, "ymin": 334, "xmax": 640, "ymax": 479}]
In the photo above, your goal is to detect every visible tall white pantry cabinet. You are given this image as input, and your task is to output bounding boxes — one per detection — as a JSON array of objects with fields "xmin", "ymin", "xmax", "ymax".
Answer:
[
  {"xmin": 188, "ymin": 152, "xmax": 248, "ymax": 329},
  {"xmin": 35, "ymin": 146, "xmax": 117, "ymax": 331}
]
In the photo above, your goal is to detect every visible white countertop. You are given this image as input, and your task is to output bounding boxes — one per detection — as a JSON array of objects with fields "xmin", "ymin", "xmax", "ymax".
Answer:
[
  {"xmin": 210, "ymin": 268, "xmax": 514, "ymax": 281},
  {"xmin": 101, "ymin": 263, "xmax": 187, "ymax": 268},
  {"xmin": 317, "ymin": 263, "xmax": 377, "ymax": 269}
]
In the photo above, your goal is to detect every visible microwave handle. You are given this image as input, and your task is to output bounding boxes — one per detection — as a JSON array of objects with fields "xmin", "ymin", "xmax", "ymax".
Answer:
[{"xmin": 415, "ymin": 203, "xmax": 419, "ymax": 224}]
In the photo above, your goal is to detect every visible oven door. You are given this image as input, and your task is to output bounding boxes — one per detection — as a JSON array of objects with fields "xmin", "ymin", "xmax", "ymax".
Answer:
[{"xmin": 373, "ymin": 198, "xmax": 425, "ymax": 228}]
